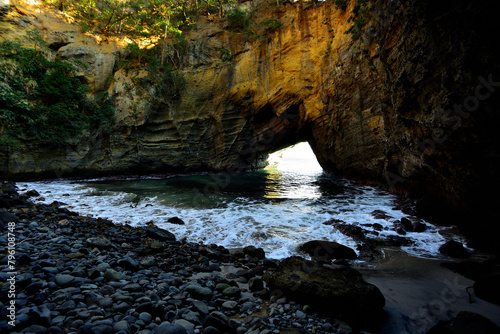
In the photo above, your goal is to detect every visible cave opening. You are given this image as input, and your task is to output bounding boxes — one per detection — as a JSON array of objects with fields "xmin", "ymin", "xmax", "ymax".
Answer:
[{"xmin": 264, "ymin": 141, "xmax": 322, "ymax": 173}]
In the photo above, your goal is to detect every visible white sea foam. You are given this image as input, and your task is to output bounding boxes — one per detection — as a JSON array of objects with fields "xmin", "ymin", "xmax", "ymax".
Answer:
[{"xmin": 17, "ymin": 178, "xmax": 447, "ymax": 260}]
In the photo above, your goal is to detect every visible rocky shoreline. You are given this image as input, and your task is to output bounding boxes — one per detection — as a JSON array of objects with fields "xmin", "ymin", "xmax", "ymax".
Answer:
[
  {"xmin": 0, "ymin": 181, "xmax": 385, "ymax": 334},
  {"xmin": 1, "ymin": 181, "xmax": 500, "ymax": 334}
]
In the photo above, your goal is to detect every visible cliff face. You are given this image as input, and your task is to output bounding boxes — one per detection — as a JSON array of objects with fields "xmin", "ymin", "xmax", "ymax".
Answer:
[{"xmin": 1, "ymin": 1, "xmax": 500, "ymax": 232}]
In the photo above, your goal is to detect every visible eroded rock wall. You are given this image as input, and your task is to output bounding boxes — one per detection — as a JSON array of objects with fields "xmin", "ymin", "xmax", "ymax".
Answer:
[{"xmin": 1, "ymin": 0, "xmax": 500, "ymax": 235}]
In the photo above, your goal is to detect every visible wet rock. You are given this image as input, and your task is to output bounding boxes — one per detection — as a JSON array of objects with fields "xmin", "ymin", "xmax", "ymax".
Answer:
[
  {"xmin": 146, "ymin": 226, "xmax": 176, "ymax": 241},
  {"xmin": 113, "ymin": 320, "xmax": 131, "ymax": 333},
  {"xmin": 192, "ymin": 300, "xmax": 209, "ymax": 315},
  {"xmin": 139, "ymin": 312, "xmax": 152, "ymax": 324},
  {"xmin": 203, "ymin": 326, "xmax": 220, "ymax": 334},
  {"xmin": 91, "ymin": 325, "xmax": 114, "ymax": 334},
  {"xmin": 299, "ymin": 240, "xmax": 357, "ymax": 260},
  {"xmin": 412, "ymin": 221, "xmax": 427, "ymax": 232},
  {"xmin": 0, "ymin": 211, "xmax": 18, "ymax": 225},
  {"xmin": 87, "ymin": 237, "xmax": 112, "ymax": 249},
  {"xmin": 24, "ymin": 324, "xmax": 48, "ymax": 334},
  {"xmin": 222, "ymin": 286, "xmax": 241, "ymax": 298},
  {"xmin": 248, "ymin": 277, "xmax": 264, "ymax": 292},
  {"xmin": 174, "ymin": 319, "xmax": 195, "ymax": 334},
  {"xmin": 103, "ymin": 269, "xmax": 120, "ymax": 281},
  {"xmin": 185, "ymin": 285, "xmax": 213, "ymax": 300},
  {"xmin": 263, "ymin": 256, "xmax": 385, "ymax": 324},
  {"xmin": 203, "ymin": 311, "xmax": 229, "ymax": 332},
  {"xmin": 167, "ymin": 217, "xmax": 185, "ymax": 225},
  {"xmin": 242, "ymin": 246, "xmax": 266, "ymax": 259},
  {"xmin": 398, "ymin": 217, "xmax": 412, "ymax": 231},
  {"xmin": 29, "ymin": 305, "xmax": 51, "ymax": 327},
  {"xmin": 326, "ymin": 221, "xmax": 366, "ymax": 242},
  {"xmin": 439, "ymin": 240, "xmax": 471, "ymax": 258},
  {"xmin": 222, "ymin": 301, "xmax": 238, "ymax": 310},
  {"xmin": 427, "ymin": 311, "xmax": 500, "ymax": 334},
  {"xmin": 153, "ymin": 323, "xmax": 188, "ymax": 334},
  {"xmin": 118, "ymin": 256, "xmax": 139, "ymax": 270},
  {"xmin": 55, "ymin": 274, "xmax": 75, "ymax": 287}
]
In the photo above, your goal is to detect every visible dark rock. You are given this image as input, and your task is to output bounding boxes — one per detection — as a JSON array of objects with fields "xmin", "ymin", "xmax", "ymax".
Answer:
[
  {"xmin": 203, "ymin": 311, "xmax": 229, "ymax": 332},
  {"xmin": 394, "ymin": 223, "xmax": 407, "ymax": 235},
  {"xmin": 371, "ymin": 210, "xmax": 392, "ymax": 220},
  {"xmin": 192, "ymin": 300, "xmax": 209, "ymax": 315},
  {"xmin": 146, "ymin": 226, "xmax": 176, "ymax": 241},
  {"xmin": 113, "ymin": 320, "xmax": 131, "ymax": 333},
  {"xmin": 400, "ymin": 217, "xmax": 413, "ymax": 231},
  {"xmin": 474, "ymin": 272, "xmax": 500, "ymax": 306},
  {"xmin": 185, "ymin": 285, "xmax": 212, "ymax": 300},
  {"xmin": 203, "ymin": 327, "xmax": 220, "ymax": 334},
  {"xmin": 0, "ymin": 211, "xmax": 18, "ymax": 225},
  {"xmin": 29, "ymin": 305, "xmax": 51, "ymax": 327},
  {"xmin": 112, "ymin": 302, "xmax": 131, "ymax": 313},
  {"xmin": 412, "ymin": 221, "xmax": 427, "ymax": 232},
  {"xmin": 24, "ymin": 324, "xmax": 48, "ymax": 334},
  {"xmin": 222, "ymin": 286, "xmax": 241, "ymax": 298},
  {"xmin": 299, "ymin": 240, "xmax": 357, "ymax": 260},
  {"xmin": 97, "ymin": 298, "xmax": 113, "ymax": 308},
  {"xmin": 59, "ymin": 300, "xmax": 76, "ymax": 314},
  {"xmin": 439, "ymin": 241, "xmax": 471, "ymax": 258},
  {"xmin": 122, "ymin": 283, "xmax": 142, "ymax": 292},
  {"xmin": 174, "ymin": 319, "xmax": 195, "ymax": 334},
  {"xmin": 24, "ymin": 190, "xmax": 40, "ymax": 198},
  {"xmin": 242, "ymin": 246, "xmax": 266, "ymax": 259},
  {"xmin": 167, "ymin": 217, "xmax": 185, "ymax": 225},
  {"xmin": 55, "ymin": 274, "xmax": 75, "ymax": 287},
  {"xmin": 118, "ymin": 256, "xmax": 140, "ymax": 270},
  {"xmin": 326, "ymin": 221, "xmax": 366, "ymax": 241},
  {"xmin": 263, "ymin": 256, "xmax": 385, "ymax": 324},
  {"xmin": 181, "ymin": 310, "xmax": 201, "ymax": 325},
  {"xmin": 152, "ymin": 323, "xmax": 188, "ymax": 334},
  {"xmin": 384, "ymin": 235, "xmax": 412, "ymax": 247},
  {"xmin": 428, "ymin": 311, "xmax": 500, "ymax": 334},
  {"xmin": 248, "ymin": 277, "xmax": 264, "ymax": 292},
  {"xmin": 87, "ymin": 237, "xmax": 112, "ymax": 249},
  {"xmin": 91, "ymin": 325, "xmax": 113, "ymax": 334}
]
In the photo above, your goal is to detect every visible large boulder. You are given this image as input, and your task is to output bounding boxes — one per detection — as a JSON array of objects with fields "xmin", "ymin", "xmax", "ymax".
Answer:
[
  {"xmin": 263, "ymin": 256, "xmax": 385, "ymax": 324},
  {"xmin": 298, "ymin": 240, "xmax": 357, "ymax": 260},
  {"xmin": 439, "ymin": 240, "xmax": 471, "ymax": 258}
]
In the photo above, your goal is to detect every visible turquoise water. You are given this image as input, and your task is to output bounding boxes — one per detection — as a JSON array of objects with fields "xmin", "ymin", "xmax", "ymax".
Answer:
[{"xmin": 20, "ymin": 143, "xmax": 451, "ymax": 259}]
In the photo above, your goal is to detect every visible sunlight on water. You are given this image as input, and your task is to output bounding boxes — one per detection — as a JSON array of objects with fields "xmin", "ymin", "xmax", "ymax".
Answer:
[{"xmin": 263, "ymin": 142, "xmax": 323, "ymax": 199}]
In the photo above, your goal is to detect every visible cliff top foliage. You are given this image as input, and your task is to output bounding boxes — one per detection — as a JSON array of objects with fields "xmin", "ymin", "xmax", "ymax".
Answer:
[{"xmin": 0, "ymin": 31, "xmax": 114, "ymax": 146}]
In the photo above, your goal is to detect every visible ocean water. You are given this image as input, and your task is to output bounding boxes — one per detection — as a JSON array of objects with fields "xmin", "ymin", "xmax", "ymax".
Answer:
[{"xmin": 18, "ymin": 143, "xmax": 454, "ymax": 259}]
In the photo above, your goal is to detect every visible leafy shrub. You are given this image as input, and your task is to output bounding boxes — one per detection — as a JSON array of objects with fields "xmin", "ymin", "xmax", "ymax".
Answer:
[
  {"xmin": 260, "ymin": 19, "xmax": 281, "ymax": 31},
  {"xmin": 0, "ymin": 39, "xmax": 114, "ymax": 146},
  {"xmin": 227, "ymin": 8, "xmax": 250, "ymax": 30}
]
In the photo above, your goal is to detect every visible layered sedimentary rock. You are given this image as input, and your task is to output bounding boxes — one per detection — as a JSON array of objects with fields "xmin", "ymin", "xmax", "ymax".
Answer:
[{"xmin": 1, "ymin": 0, "xmax": 500, "ymax": 237}]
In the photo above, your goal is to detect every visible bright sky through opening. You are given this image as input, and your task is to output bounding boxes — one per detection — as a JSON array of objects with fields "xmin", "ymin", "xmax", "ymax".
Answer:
[{"xmin": 265, "ymin": 142, "xmax": 323, "ymax": 173}]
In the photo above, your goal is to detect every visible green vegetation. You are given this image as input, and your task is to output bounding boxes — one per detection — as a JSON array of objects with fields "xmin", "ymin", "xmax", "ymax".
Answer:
[
  {"xmin": 121, "ymin": 42, "xmax": 185, "ymax": 94},
  {"xmin": 219, "ymin": 48, "xmax": 234, "ymax": 62},
  {"xmin": 345, "ymin": 0, "xmax": 370, "ymax": 39},
  {"xmin": 0, "ymin": 35, "xmax": 114, "ymax": 146},
  {"xmin": 260, "ymin": 18, "xmax": 281, "ymax": 31}
]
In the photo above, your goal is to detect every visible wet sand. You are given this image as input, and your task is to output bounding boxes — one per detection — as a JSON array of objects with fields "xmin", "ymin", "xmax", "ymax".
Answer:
[{"xmin": 357, "ymin": 250, "xmax": 500, "ymax": 333}]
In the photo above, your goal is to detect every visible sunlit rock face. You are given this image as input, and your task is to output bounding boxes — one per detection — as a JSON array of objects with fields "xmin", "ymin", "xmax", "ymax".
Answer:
[{"xmin": 2, "ymin": 0, "xmax": 500, "ymax": 227}]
